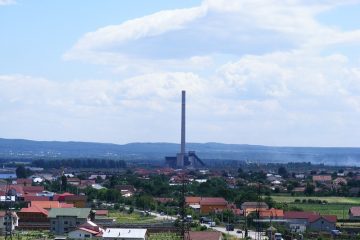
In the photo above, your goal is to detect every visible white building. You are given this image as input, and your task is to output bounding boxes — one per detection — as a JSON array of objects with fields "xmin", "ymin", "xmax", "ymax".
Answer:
[{"xmin": 102, "ymin": 228, "xmax": 148, "ymax": 240}]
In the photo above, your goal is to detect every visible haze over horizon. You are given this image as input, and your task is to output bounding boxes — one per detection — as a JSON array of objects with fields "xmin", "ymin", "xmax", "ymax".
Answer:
[{"xmin": 1, "ymin": 0, "xmax": 360, "ymax": 147}]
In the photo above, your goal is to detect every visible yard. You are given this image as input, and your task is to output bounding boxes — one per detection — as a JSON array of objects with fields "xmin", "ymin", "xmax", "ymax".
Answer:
[{"xmin": 109, "ymin": 210, "xmax": 160, "ymax": 223}]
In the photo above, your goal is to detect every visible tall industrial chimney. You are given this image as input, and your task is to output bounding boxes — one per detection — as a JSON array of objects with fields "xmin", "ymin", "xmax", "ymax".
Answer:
[{"xmin": 181, "ymin": 90, "xmax": 186, "ymax": 156}]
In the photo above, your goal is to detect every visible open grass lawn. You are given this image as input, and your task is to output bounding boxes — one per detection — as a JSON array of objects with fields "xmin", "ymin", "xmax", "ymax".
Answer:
[
  {"xmin": 287, "ymin": 203, "xmax": 354, "ymax": 219},
  {"xmin": 149, "ymin": 233, "xmax": 181, "ymax": 240},
  {"xmin": 109, "ymin": 210, "xmax": 158, "ymax": 223},
  {"xmin": 271, "ymin": 195, "xmax": 360, "ymax": 204},
  {"xmin": 271, "ymin": 194, "xmax": 360, "ymax": 219}
]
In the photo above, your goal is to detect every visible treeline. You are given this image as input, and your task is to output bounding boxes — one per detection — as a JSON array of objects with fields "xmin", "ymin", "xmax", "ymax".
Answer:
[{"xmin": 32, "ymin": 158, "xmax": 126, "ymax": 169}]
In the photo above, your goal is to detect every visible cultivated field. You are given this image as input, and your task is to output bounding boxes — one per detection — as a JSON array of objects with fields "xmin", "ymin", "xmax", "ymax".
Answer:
[
  {"xmin": 109, "ymin": 211, "xmax": 158, "ymax": 223},
  {"xmin": 272, "ymin": 195, "xmax": 360, "ymax": 204}
]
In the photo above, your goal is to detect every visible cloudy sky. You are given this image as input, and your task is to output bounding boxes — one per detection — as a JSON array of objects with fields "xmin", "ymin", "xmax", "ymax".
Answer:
[{"xmin": 1, "ymin": 0, "xmax": 360, "ymax": 147}]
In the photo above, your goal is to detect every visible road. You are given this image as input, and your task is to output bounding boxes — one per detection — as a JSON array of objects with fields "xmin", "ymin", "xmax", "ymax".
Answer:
[{"xmin": 205, "ymin": 224, "xmax": 267, "ymax": 240}]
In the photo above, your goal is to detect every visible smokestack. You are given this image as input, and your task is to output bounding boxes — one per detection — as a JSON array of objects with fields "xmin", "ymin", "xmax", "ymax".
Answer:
[{"xmin": 181, "ymin": 90, "xmax": 186, "ymax": 156}]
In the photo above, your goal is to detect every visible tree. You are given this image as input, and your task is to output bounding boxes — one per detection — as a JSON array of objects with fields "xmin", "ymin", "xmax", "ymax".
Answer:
[
  {"xmin": 61, "ymin": 175, "xmax": 67, "ymax": 192},
  {"xmin": 278, "ymin": 166, "xmax": 288, "ymax": 178},
  {"xmin": 304, "ymin": 183, "xmax": 315, "ymax": 196},
  {"xmin": 16, "ymin": 165, "xmax": 29, "ymax": 178}
]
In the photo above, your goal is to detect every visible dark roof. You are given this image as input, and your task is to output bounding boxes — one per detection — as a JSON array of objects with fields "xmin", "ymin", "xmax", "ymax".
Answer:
[
  {"xmin": 64, "ymin": 195, "xmax": 87, "ymax": 201},
  {"xmin": 241, "ymin": 202, "xmax": 268, "ymax": 209}
]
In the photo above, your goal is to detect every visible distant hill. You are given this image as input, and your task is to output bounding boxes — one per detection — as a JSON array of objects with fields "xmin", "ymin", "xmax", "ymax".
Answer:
[{"xmin": 0, "ymin": 138, "xmax": 360, "ymax": 166}]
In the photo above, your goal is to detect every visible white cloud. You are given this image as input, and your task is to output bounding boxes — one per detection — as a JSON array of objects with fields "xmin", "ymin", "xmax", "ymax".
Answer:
[
  {"xmin": 4, "ymin": 0, "xmax": 360, "ymax": 146},
  {"xmin": 0, "ymin": 0, "xmax": 15, "ymax": 5}
]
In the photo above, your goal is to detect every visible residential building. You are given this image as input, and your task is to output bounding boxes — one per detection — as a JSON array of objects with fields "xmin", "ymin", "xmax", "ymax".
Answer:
[
  {"xmin": 63, "ymin": 195, "xmax": 87, "ymax": 208},
  {"xmin": 259, "ymin": 208, "xmax": 284, "ymax": 219},
  {"xmin": 312, "ymin": 175, "xmax": 332, "ymax": 184},
  {"xmin": 349, "ymin": 207, "xmax": 360, "ymax": 220},
  {"xmin": 0, "ymin": 211, "xmax": 18, "ymax": 235},
  {"xmin": 17, "ymin": 206, "xmax": 49, "ymax": 230},
  {"xmin": 199, "ymin": 197, "xmax": 228, "ymax": 214},
  {"xmin": 102, "ymin": 228, "xmax": 148, "ymax": 239},
  {"xmin": 68, "ymin": 221, "xmax": 104, "ymax": 239},
  {"xmin": 284, "ymin": 211, "xmax": 336, "ymax": 232},
  {"xmin": 49, "ymin": 208, "xmax": 91, "ymax": 235},
  {"xmin": 241, "ymin": 202, "xmax": 269, "ymax": 216}
]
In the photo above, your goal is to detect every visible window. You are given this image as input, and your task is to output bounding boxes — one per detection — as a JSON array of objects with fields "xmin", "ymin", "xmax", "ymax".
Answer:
[
  {"xmin": 84, "ymin": 234, "xmax": 90, "ymax": 238},
  {"xmin": 64, "ymin": 228, "xmax": 68, "ymax": 232},
  {"xmin": 52, "ymin": 228, "xmax": 55, "ymax": 231},
  {"xmin": 64, "ymin": 221, "xmax": 68, "ymax": 224}
]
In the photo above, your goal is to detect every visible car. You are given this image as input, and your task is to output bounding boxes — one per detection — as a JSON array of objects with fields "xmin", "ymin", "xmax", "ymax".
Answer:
[
  {"xmin": 274, "ymin": 233, "xmax": 284, "ymax": 240},
  {"xmin": 209, "ymin": 221, "xmax": 216, "ymax": 227},
  {"xmin": 236, "ymin": 230, "xmax": 242, "ymax": 234},
  {"xmin": 331, "ymin": 229, "xmax": 341, "ymax": 235},
  {"xmin": 226, "ymin": 224, "xmax": 234, "ymax": 231}
]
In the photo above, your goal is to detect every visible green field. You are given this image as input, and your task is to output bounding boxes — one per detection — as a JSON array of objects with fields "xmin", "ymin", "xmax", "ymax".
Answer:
[
  {"xmin": 271, "ymin": 195, "xmax": 360, "ymax": 204},
  {"xmin": 286, "ymin": 203, "xmax": 354, "ymax": 219},
  {"xmin": 270, "ymin": 195, "xmax": 360, "ymax": 220},
  {"xmin": 109, "ymin": 211, "xmax": 158, "ymax": 223}
]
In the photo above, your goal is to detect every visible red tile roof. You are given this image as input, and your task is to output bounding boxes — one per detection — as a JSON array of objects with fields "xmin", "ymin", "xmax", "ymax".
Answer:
[
  {"xmin": 186, "ymin": 197, "xmax": 202, "ymax": 205},
  {"xmin": 189, "ymin": 231, "xmax": 222, "ymax": 240},
  {"xmin": 23, "ymin": 195, "xmax": 49, "ymax": 202},
  {"xmin": 19, "ymin": 205, "xmax": 48, "ymax": 216},
  {"xmin": 284, "ymin": 211, "xmax": 336, "ymax": 223},
  {"xmin": 350, "ymin": 207, "xmax": 360, "ymax": 217},
  {"xmin": 259, "ymin": 208, "xmax": 284, "ymax": 218},
  {"xmin": 23, "ymin": 186, "xmax": 44, "ymax": 193},
  {"xmin": 31, "ymin": 201, "xmax": 74, "ymax": 209},
  {"xmin": 312, "ymin": 175, "xmax": 332, "ymax": 182},
  {"xmin": 95, "ymin": 210, "xmax": 108, "ymax": 216},
  {"xmin": 16, "ymin": 178, "xmax": 33, "ymax": 185},
  {"xmin": 200, "ymin": 197, "xmax": 227, "ymax": 206}
]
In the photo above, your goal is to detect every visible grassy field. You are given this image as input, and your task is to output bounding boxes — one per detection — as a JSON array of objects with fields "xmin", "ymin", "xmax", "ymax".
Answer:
[
  {"xmin": 286, "ymin": 203, "xmax": 353, "ymax": 219},
  {"xmin": 270, "ymin": 195, "xmax": 360, "ymax": 220},
  {"xmin": 271, "ymin": 195, "xmax": 360, "ymax": 204},
  {"xmin": 109, "ymin": 210, "xmax": 158, "ymax": 223}
]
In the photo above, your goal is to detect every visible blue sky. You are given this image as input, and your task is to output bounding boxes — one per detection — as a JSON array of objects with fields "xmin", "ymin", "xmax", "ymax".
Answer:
[{"xmin": 1, "ymin": 0, "xmax": 360, "ymax": 147}]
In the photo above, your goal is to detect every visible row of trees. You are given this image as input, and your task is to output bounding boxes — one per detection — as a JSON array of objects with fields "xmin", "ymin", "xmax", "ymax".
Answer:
[{"xmin": 32, "ymin": 158, "xmax": 126, "ymax": 169}]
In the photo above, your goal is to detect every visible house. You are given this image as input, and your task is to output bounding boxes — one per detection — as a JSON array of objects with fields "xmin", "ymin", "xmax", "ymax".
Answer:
[
  {"xmin": 189, "ymin": 231, "xmax": 223, "ymax": 240},
  {"xmin": 185, "ymin": 197, "xmax": 228, "ymax": 214},
  {"xmin": 63, "ymin": 195, "xmax": 87, "ymax": 208},
  {"xmin": 67, "ymin": 178, "xmax": 81, "ymax": 186},
  {"xmin": 68, "ymin": 221, "xmax": 104, "ymax": 239},
  {"xmin": 312, "ymin": 175, "xmax": 332, "ymax": 184},
  {"xmin": 284, "ymin": 211, "xmax": 336, "ymax": 232},
  {"xmin": 333, "ymin": 177, "xmax": 347, "ymax": 187},
  {"xmin": 0, "ymin": 211, "xmax": 18, "ymax": 235},
  {"xmin": 259, "ymin": 208, "xmax": 284, "ymax": 219},
  {"xmin": 30, "ymin": 201, "xmax": 74, "ymax": 210},
  {"xmin": 241, "ymin": 202, "xmax": 269, "ymax": 216},
  {"xmin": 102, "ymin": 228, "xmax": 148, "ymax": 239},
  {"xmin": 14, "ymin": 178, "xmax": 32, "ymax": 186},
  {"xmin": 200, "ymin": 197, "xmax": 228, "ymax": 214},
  {"xmin": 23, "ymin": 186, "xmax": 45, "ymax": 194},
  {"xmin": 349, "ymin": 207, "xmax": 360, "ymax": 220},
  {"xmin": 49, "ymin": 208, "xmax": 91, "ymax": 235},
  {"xmin": 89, "ymin": 175, "xmax": 107, "ymax": 180},
  {"xmin": 17, "ymin": 205, "xmax": 49, "ymax": 230},
  {"xmin": 186, "ymin": 197, "xmax": 202, "ymax": 212},
  {"xmin": 115, "ymin": 185, "xmax": 136, "ymax": 198},
  {"xmin": 79, "ymin": 180, "xmax": 96, "ymax": 189}
]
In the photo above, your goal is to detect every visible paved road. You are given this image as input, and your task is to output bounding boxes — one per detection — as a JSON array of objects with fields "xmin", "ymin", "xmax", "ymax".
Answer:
[{"xmin": 208, "ymin": 224, "xmax": 267, "ymax": 239}]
